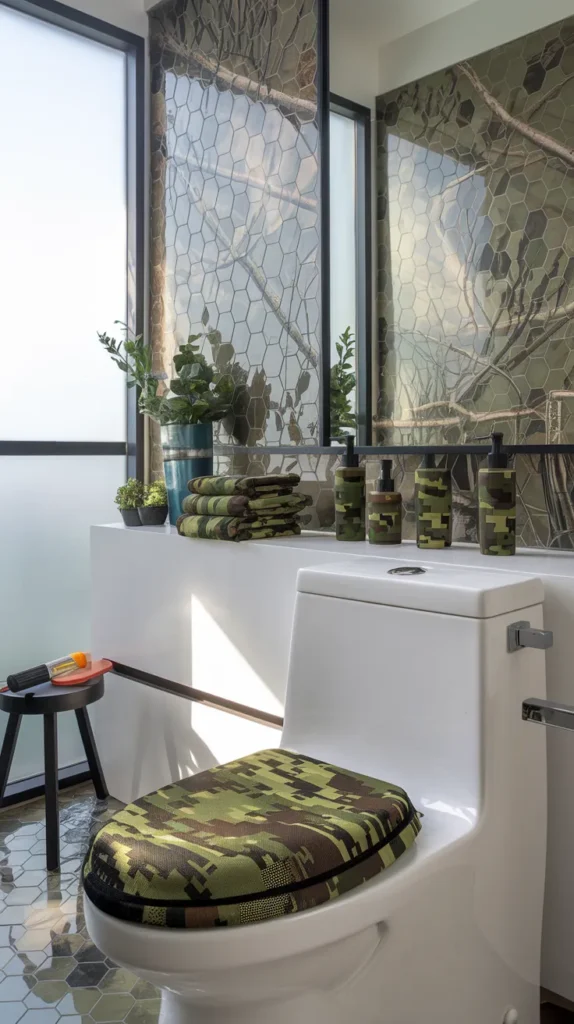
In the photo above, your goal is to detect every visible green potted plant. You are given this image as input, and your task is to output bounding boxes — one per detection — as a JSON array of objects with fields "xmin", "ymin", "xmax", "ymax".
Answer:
[
  {"xmin": 115, "ymin": 478, "xmax": 145, "ymax": 527},
  {"xmin": 138, "ymin": 479, "xmax": 169, "ymax": 527},
  {"xmin": 97, "ymin": 314, "xmax": 234, "ymax": 524},
  {"xmin": 330, "ymin": 327, "xmax": 357, "ymax": 436}
]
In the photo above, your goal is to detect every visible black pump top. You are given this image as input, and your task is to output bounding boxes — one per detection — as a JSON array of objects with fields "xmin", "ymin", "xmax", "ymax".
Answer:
[
  {"xmin": 487, "ymin": 432, "xmax": 508, "ymax": 469},
  {"xmin": 332, "ymin": 434, "xmax": 359, "ymax": 468},
  {"xmin": 376, "ymin": 460, "xmax": 395, "ymax": 492},
  {"xmin": 421, "ymin": 453, "xmax": 436, "ymax": 469}
]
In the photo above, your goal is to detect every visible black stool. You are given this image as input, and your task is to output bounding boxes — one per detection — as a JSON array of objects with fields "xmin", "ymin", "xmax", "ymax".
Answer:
[{"xmin": 0, "ymin": 676, "xmax": 108, "ymax": 871}]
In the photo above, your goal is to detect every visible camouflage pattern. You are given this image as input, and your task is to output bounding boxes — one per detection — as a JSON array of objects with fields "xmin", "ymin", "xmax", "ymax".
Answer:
[
  {"xmin": 189, "ymin": 474, "xmax": 300, "ymax": 497},
  {"xmin": 334, "ymin": 467, "xmax": 366, "ymax": 542},
  {"xmin": 415, "ymin": 468, "xmax": 452, "ymax": 549},
  {"xmin": 479, "ymin": 468, "xmax": 517, "ymax": 555},
  {"xmin": 182, "ymin": 492, "xmax": 312, "ymax": 518},
  {"xmin": 368, "ymin": 493, "xmax": 402, "ymax": 545},
  {"xmin": 83, "ymin": 748, "xmax": 421, "ymax": 930},
  {"xmin": 177, "ymin": 513, "xmax": 301, "ymax": 542}
]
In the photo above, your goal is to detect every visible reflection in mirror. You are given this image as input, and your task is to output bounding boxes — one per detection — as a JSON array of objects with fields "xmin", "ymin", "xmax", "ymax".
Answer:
[
  {"xmin": 329, "ymin": 1, "xmax": 574, "ymax": 449},
  {"xmin": 329, "ymin": 106, "xmax": 358, "ymax": 436},
  {"xmin": 328, "ymin": 94, "xmax": 371, "ymax": 441}
]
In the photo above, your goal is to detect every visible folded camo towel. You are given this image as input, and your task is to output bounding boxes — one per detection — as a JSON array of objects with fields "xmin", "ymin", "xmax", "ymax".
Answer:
[
  {"xmin": 177, "ymin": 513, "xmax": 302, "ymax": 542},
  {"xmin": 189, "ymin": 474, "xmax": 301, "ymax": 497},
  {"xmin": 181, "ymin": 492, "xmax": 312, "ymax": 518}
]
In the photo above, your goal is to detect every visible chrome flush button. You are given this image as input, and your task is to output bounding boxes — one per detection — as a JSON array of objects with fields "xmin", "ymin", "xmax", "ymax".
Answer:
[{"xmin": 388, "ymin": 566, "xmax": 427, "ymax": 576}]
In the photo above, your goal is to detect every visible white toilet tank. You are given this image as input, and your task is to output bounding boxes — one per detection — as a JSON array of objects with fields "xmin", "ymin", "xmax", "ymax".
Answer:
[{"xmin": 281, "ymin": 559, "xmax": 546, "ymax": 813}]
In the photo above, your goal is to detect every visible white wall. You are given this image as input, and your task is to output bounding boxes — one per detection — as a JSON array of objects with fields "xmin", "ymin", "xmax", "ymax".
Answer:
[
  {"xmin": 330, "ymin": 9, "xmax": 379, "ymax": 108},
  {"xmin": 330, "ymin": 0, "xmax": 482, "ymax": 107},
  {"xmin": 331, "ymin": 0, "xmax": 574, "ymax": 102},
  {"xmin": 379, "ymin": 0, "xmax": 574, "ymax": 92},
  {"xmin": 65, "ymin": 0, "xmax": 148, "ymax": 35}
]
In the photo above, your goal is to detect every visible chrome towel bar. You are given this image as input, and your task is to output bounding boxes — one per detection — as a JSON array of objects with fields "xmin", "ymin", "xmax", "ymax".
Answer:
[{"xmin": 523, "ymin": 698, "xmax": 574, "ymax": 732}]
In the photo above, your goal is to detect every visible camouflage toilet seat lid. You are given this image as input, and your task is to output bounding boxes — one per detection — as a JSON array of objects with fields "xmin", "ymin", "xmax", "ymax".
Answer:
[{"xmin": 83, "ymin": 748, "xmax": 421, "ymax": 930}]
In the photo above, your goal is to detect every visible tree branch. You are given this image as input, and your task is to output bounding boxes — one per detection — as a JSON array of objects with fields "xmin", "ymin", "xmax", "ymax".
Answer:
[
  {"xmin": 455, "ymin": 62, "xmax": 574, "ymax": 169},
  {"xmin": 155, "ymin": 31, "xmax": 316, "ymax": 120},
  {"xmin": 172, "ymin": 162, "xmax": 319, "ymax": 368},
  {"xmin": 374, "ymin": 405, "xmax": 544, "ymax": 430}
]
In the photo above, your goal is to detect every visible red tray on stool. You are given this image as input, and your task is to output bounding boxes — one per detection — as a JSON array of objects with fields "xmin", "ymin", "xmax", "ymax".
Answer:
[{"xmin": 51, "ymin": 659, "xmax": 114, "ymax": 685}]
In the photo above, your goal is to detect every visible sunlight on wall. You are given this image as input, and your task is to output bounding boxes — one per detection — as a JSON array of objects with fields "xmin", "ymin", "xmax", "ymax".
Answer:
[
  {"xmin": 190, "ymin": 595, "xmax": 284, "ymax": 716},
  {"xmin": 190, "ymin": 704, "xmax": 281, "ymax": 765}
]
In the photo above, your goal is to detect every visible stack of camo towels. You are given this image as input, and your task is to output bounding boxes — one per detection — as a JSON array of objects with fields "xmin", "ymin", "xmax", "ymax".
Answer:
[{"xmin": 176, "ymin": 473, "xmax": 312, "ymax": 542}]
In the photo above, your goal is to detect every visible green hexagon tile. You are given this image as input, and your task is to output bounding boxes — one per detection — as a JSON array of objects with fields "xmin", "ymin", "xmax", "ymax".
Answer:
[{"xmin": 0, "ymin": 787, "xmax": 161, "ymax": 1024}]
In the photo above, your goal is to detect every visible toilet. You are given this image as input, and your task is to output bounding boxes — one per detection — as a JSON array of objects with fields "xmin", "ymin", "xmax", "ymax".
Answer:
[{"xmin": 84, "ymin": 558, "xmax": 548, "ymax": 1024}]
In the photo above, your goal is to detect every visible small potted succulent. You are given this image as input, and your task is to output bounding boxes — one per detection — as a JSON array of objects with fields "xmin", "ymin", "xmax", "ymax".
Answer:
[
  {"xmin": 138, "ymin": 480, "xmax": 169, "ymax": 526},
  {"xmin": 115, "ymin": 478, "xmax": 145, "ymax": 527}
]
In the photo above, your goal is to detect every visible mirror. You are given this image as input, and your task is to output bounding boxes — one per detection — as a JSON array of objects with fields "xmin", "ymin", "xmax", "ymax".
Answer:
[{"xmin": 329, "ymin": 1, "xmax": 574, "ymax": 449}]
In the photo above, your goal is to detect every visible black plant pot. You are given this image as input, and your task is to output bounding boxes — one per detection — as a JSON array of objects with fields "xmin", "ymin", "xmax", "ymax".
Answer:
[
  {"xmin": 138, "ymin": 505, "xmax": 168, "ymax": 526},
  {"xmin": 120, "ymin": 508, "xmax": 141, "ymax": 527}
]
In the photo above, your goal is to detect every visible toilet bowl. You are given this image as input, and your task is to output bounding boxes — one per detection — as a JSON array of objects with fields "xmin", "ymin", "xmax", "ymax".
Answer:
[{"xmin": 85, "ymin": 558, "xmax": 548, "ymax": 1024}]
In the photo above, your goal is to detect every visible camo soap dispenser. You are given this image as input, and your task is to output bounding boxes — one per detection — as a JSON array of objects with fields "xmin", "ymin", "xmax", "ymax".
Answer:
[
  {"xmin": 333, "ymin": 434, "xmax": 365, "ymax": 542},
  {"xmin": 478, "ymin": 432, "xmax": 516, "ymax": 556},
  {"xmin": 368, "ymin": 460, "xmax": 402, "ymax": 545},
  {"xmin": 415, "ymin": 454, "xmax": 452, "ymax": 549}
]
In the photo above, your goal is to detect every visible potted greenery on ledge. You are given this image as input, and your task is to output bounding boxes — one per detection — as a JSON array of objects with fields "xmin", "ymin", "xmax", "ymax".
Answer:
[
  {"xmin": 115, "ymin": 479, "xmax": 145, "ymax": 527},
  {"xmin": 138, "ymin": 480, "xmax": 168, "ymax": 527},
  {"xmin": 98, "ymin": 316, "xmax": 234, "ymax": 524},
  {"xmin": 330, "ymin": 327, "xmax": 357, "ymax": 436}
]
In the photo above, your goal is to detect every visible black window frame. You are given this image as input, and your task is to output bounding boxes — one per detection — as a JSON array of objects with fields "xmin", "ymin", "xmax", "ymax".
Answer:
[
  {"xmin": 329, "ymin": 93, "xmax": 372, "ymax": 447},
  {"xmin": 0, "ymin": 0, "xmax": 145, "ymax": 478}
]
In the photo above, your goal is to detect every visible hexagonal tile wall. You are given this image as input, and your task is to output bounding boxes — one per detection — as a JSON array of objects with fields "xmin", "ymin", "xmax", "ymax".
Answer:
[
  {"xmin": 375, "ymin": 15, "xmax": 574, "ymax": 549},
  {"xmin": 0, "ymin": 786, "xmax": 161, "ymax": 1023},
  {"xmin": 150, "ymin": 0, "xmax": 321, "ymax": 457},
  {"xmin": 376, "ymin": 16, "xmax": 574, "ymax": 453}
]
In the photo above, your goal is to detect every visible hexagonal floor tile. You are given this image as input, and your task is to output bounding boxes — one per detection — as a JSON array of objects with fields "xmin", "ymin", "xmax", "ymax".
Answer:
[
  {"xmin": 0, "ymin": 974, "xmax": 36, "ymax": 1001},
  {"xmin": 90, "ymin": 993, "xmax": 135, "ymax": 1021},
  {"xmin": 57, "ymin": 987, "xmax": 100, "ymax": 1015},
  {"xmin": 17, "ymin": 1011, "xmax": 59, "ymax": 1024},
  {"xmin": 66, "ymin": 963, "xmax": 109, "ymax": 989},
  {"xmin": 130, "ymin": 980, "xmax": 158, "ymax": 1002},
  {"xmin": 97, "ymin": 968, "xmax": 138, "ymax": 994},
  {"xmin": 5, "ymin": 888, "xmax": 42, "ymax": 907},
  {"xmin": 34, "ymin": 956, "xmax": 76, "ymax": 982},
  {"xmin": 24, "ymin": 980, "xmax": 69, "ymax": 1008},
  {"xmin": 14, "ymin": 929, "xmax": 54, "ymax": 953},
  {"xmin": 0, "ymin": 1003, "xmax": 28, "ymax": 1024},
  {"xmin": 73, "ymin": 942, "xmax": 106, "ymax": 964},
  {"xmin": 125, "ymin": 998, "xmax": 161, "ymax": 1024},
  {"xmin": 48, "ymin": 933, "xmax": 84, "ymax": 957},
  {"xmin": 3, "ymin": 950, "xmax": 46, "ymax": 975},
  {"xmin": 0, "ymin": 946, "xmax": 17, "ymax": 970}
]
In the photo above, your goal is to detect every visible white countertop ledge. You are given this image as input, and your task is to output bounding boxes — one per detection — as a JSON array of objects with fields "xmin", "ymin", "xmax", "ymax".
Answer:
[{"xmin": 94, "ymin": 523, "xmax": 574, "ymax": 580}]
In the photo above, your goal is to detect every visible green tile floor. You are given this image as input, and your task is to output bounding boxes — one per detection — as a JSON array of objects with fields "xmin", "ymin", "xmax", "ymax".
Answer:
[
  {"xmin": 0, "ymin": 784, "xmax": 160, "ymax": 1023},
  {"xmin": 0, "ymin": 784, "xmax": 573, "ymax": 1023}
]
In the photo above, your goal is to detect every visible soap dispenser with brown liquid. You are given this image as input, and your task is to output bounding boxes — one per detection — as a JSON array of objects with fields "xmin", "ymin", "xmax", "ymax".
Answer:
[{"xmin": 368, "ymin": 460, "xmax": 402, "ymax": 545}]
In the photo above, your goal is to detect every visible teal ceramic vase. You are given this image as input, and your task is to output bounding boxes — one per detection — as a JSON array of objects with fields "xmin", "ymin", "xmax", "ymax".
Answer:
[{"xmin": 161, "ymin": 423, "xmax": 213, "ymax": 525}]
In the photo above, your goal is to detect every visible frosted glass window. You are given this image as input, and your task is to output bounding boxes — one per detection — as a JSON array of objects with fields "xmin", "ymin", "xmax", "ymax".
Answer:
[
  {"xmin": 0, "ymin": 6, "xmax": 128, "ymax": 442},
  {"xmin": 330, "ymin": 111, "xmax": 358, "ymax": 360},
  {"xmin": 0, "ymin": 456, "xmax": 126, "ymax": 781}
]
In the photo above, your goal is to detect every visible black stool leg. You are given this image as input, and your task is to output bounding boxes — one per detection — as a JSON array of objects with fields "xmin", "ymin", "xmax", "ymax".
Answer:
[
  {"xmin": 75, "ymin": 707, "xmax": 108, "ymax": 800},
  {"xmin": 43, "ymin": 713, "xmax": 59, "ymax": 872},
  {"xmin": 0, "ymin": 713, "xmax": 22, "ymax": 804}
]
